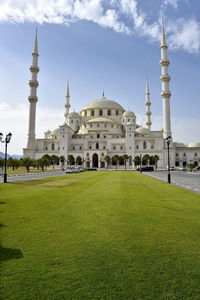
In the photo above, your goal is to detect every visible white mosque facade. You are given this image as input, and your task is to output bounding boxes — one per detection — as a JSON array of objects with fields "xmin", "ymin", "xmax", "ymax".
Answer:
[{"xmin": 23, "ymin": 26, "xmax": 200, "ymax": 169}]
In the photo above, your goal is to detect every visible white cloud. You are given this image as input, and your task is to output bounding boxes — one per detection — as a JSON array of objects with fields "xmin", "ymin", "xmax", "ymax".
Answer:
[
  {"xmin": 163, "ymin": 0, "xmax": 179, "ymax": 8},
  {"xmin": 0, "ymin": 102, "xmax": 199, "ymax": 154},
  {"xmin": 0, "ymin": 0, "xmax": 199, "ymax": 53}
]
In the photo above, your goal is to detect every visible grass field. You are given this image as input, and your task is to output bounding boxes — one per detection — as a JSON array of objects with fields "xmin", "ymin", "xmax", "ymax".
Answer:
[{"xmin": 1, "ymin": 171, "xmax": 200, "ymax": 300}]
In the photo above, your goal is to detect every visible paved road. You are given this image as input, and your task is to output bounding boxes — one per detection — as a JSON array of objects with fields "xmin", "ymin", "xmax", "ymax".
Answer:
[
  {"xmin": 144, "ymin": 170, "xmax": 200, "ymax": 194},
  {"xmin": 0, "ymin": 170, "xmax": 67, "ymax": 183}
]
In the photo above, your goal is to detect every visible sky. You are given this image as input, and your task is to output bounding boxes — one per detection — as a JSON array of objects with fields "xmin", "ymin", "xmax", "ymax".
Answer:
[{"xmin": 0, "ymin": 0, "xmax": 199, "ymax": 155}]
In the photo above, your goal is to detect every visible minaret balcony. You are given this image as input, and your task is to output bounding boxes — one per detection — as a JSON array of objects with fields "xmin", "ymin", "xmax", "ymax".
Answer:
[
  {"xmin": 145, "ymin": 101, "xmax": 151, "ymax": 106},
  {"xmin": 29, "ymin": 80, "xmax": 39, "ymax": 88},
  {"xmin": 30, "ymin": 65, "xmax": 40, "ymax": 73},
  {"xmin": 28, "ymin": 96, "xmax": 38, "ymax": 103},
  {"xmin": 145, "ymin": 111, "xmax": 152, "ymax": 116},
  {"xmin": 160, "ymin": 74, "xmax": 170, "ymax": 82},
  {"xmin": 159, "ymin": 59, "xmax": 170, "ymax": 67},
  {"xmin": 161, "ymin": 91, "xmax": 171, "ymax": 98}
]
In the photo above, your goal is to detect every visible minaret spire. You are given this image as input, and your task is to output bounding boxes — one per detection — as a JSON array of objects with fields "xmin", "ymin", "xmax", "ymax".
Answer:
[
  {"xmin": 27, "ymin": 29, "xmax": 40, "ymax": 150},
  {"xmin": 145, "ymin": 78, "xmax": 152, "ymax": 130},
  {"xmin": 160, "ymin": 22, "xmax": 172, "ymax": 139},
  {"xmin": 65, "ymin": 81, "xmax": 70, "ymax": 121}
]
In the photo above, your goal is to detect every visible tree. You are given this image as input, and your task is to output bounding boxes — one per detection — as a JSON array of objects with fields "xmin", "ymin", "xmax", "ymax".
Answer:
[
  {"xmin": 59, "ymin": 156, "xmax": 65, "ymax": 171},
  {"xmin": 123, "ymin": 154, "xmax": 129, "ymax": 170},
  {"xmin": 76, "ymin": 156, "xmax": 82, "ymax": 166},
  {"xmin": 67, "ymin": 155, "xmax": 75, "ymax": 166},
  {"xmin": 142, "ymin": 154, "xmax": 150, "ymax": 166},
  {"xmin": 133, "ymin": 156, "xmax": 141, "ymax": 166},
  {"xmin": 104, "ymin": 156, "xmax": 111, "ymax": 170},
  {"xmin": 51, "ymin": 155, "xmax": 59, "ymax": 169},
  {"xmin": 7, "ymin": 158, "xmax": 20, "ymax": 170},
  {"xmin": 37, "ymin": 158, "xmax": 46, "ymax": 171},
  {"xmin": 41, "ymin": 155, "xmax": 51, "ymax": 170},
  {"xmin": 112, "ymin": 155, "xmax": 120, "ymax": 170},
  {"xmin": 187, "ymin": 163, "xmax": 195, "ymax": 172},
  {"xmin": 153, "ymin": 155, "xmax": 159, "ymax": 170},
  {"xmin": 0, "ymin": 158, "xmax": 4, "ymax": 169},
  {"xmin": 21, "ymin": 157, "xmax": 34, "ymax": 172}
]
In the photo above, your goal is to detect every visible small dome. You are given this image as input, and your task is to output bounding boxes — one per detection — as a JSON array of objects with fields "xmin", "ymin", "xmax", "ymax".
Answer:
[
  {"xmin": 126, "ymin": 121, "xmax": 134, "ymax": 126},
  {"xmin": 135, "ymin": 126, "xmax": 150, "ymax": 134},
  {"xmin": 122, "ymin": 110, "xmax": 135, "ymax": 117},
  {"xmin": 68, "ymin": 111, "xmax": 80, "ymax": 118},
  {"xmin": 83, "ymin": 97, "xmax": 124, "ymax": 110},
  {"xmin": 188, "ymin": 142, "xmax": 200, "ymax": 148},
  {"xmin": 87, "ymin": 117, "xmax": 114, "ymax": 123},
  {"xmin": 174, "ymin": 142, "xmax": 186, "ymax": 147},
  {"xmin": 51, "ymin": 128, "xmax": 60, "ymax": 136}
]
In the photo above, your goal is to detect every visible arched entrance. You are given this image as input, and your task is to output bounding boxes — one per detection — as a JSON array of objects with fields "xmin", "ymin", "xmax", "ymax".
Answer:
[{"xmin": 92, "ymin": 153, "xmax": 99, "ymax": 168}]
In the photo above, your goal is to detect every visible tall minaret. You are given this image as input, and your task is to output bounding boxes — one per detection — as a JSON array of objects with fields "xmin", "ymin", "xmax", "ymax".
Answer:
[
  {"xmin": 64, "ymin": 81, "xmax": 70, "ymax": 121},
  {"xmin": 145, "ymin": 79, "xmax": 152, "ymax": 130},
  {"xmin": 160, "ymin": 23, "xmax": 172, "ymax": 139},
  {"xmin": 27, "ymin": 30, "xmax": 39, "ymax": 149}
]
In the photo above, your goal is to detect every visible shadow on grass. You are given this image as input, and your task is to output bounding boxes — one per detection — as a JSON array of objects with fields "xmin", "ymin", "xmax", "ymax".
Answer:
[{"xmin": 0, "ymin": 244, "xmax": 23, "ymax": 262}]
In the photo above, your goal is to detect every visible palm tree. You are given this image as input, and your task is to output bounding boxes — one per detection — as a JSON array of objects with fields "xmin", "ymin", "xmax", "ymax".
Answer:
[
  {"xmin": 51, "ymin": 155, "xmax": 59, "ymax": 169},
  {"xmin": 142, "ymin": 154, "xmax": 150, "ymax": 166},
  {"xmin": 21, "ymin": 157, "xmax": 34, "ymax": 172},
  {"xmin": 123, "ymin": 154, "xmax": 129, "ymax": 170},
  {"xmin": 41, "ymin": 154, "xmax": 51, "ymax": 170},
  {"xmin": 59, "ymin": 156, "xmax": 65, "ymax": 170},
  {"xmin": 112, "ymin": 155, "xmax": 120, "ymax": 170},
  {"xmin": 67, "ymin": 154, "xmax": 75, "ymax": 166},
  {"xmin": 133, "ymin": 156, "xmax": 141, "ymax": 167},
  {"xmin": 153, "ymin": 155, "xmax": 159, "ymax": 170},
  {"xmin": 0, "ymin": 158, "xmax": 4, "ymax": 169},
  {"xmin": 104, "ymin": 155, "xmax": 111, "ymax": 170}
]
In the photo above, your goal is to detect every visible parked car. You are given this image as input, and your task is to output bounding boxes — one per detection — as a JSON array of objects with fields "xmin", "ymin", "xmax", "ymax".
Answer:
[
  {"xmin": 137, "ymin": 166, "xmax": 154, "ymax": 172},
  {"xmin": 170, "ymin": 167, "xmax": 176, "ymax": 171},
  {"xmin": 65, "ymin": 167, "xmax": 74, "ymax": 174},
  {"xmin": 196, "ymin": 166, "xmax": 200, "ymax": 171}
]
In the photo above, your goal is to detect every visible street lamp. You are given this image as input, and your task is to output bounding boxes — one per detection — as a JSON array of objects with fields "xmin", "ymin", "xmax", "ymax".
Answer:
[
  {"xmin": 165, "ymin": 136, "xmax": 172, "ymax": 183},
  {"xmin": 140, "ymin": 154, "xmax": 142, "ymax": 173},
  {"xmin": 0, "ymin": 132, "xmax": 12, "ymax": 183}
]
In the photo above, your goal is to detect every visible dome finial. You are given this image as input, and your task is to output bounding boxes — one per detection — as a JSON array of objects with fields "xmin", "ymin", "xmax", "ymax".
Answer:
[{"xmin": 102, "ymin": 89, "xmax": 106, "ymax": 99}]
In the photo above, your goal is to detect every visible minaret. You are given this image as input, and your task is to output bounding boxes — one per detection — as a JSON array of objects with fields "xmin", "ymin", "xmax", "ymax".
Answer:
[
  {"xmin": 27, "ymin": 29, "xmax": 39, "ymax": 149},
  {"xmin": 160, "ymin": 23, "xmax": 172, "ymax": 139},
  {"xmin": 145, "ymin": 79, "xmax": 152, "ymax": 130},
  {"xmin": 64, "ymin": 81, "xmax": 70, "ymax": 121}
]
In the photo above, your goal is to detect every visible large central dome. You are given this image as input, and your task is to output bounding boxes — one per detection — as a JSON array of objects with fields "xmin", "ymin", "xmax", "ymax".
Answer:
[{"xmin": 83, "ymin": 97, "xmax": 124, "ymax": 111}]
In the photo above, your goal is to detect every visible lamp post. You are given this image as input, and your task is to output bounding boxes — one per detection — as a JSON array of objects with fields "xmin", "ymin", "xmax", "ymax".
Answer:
[
  {"xmin": 0, "ymin": 132, "xmax": 12, "ymax": 183},
  {"xmin": 165, "ymin": 136, "xmax": 172, "ymax": 183},
  {"xmin": 140, "ymin": 154, "xmax": 142, "ymax": 173}
]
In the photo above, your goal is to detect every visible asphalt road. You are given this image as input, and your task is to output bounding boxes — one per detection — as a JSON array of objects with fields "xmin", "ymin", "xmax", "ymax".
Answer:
[
  {"xmin": 144, "ymin": 170, "xmax": 200, "ymax": 194},
  {"xmin": 0, "ymin": 170, "xmax": 66, "ymax": 183}
]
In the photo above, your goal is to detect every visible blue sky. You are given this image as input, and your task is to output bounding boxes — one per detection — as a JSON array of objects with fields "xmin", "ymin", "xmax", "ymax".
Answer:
[{"xmin": 0, "ymin": 0, "xmax": 199, "ymax": 154}]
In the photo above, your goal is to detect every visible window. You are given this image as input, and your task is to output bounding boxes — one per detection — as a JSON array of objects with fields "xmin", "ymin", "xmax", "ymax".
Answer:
[
  {"xmin": 90, "ymin": 124, "xmax": 92, "ymax": 128},
  {"xmin": 99, "ymin": 110, "xmax": 103, "ymax": 116},
  {"xmin": 63, "ymin": 147, "xmax": 64, "ymax": 150},
  {"xmin": 129, "ymin": 134, "xmax": 131, "ymax": 137},
  {"xmin": 87, "ymin": 153, "xmax": 89, "ymax": 157},
  {"xmin": 128, "ymin": 118, "xmax": 130, "ymax": 122},
  {"xmin": 136, "ymin": 145, "xmax": 139, "ymax": 149},
  {"xmin": 52, "ymin": 143, "xmax": 55, "ymax": 150},
  {"xmin": 108, "ymin": 110, "xmax": 111, "ymax": 116},
  {"xmin": 176, "ymin": 153, "xmax": 179, "ymax": 157},
  {"xmin": 63, "ymin": 135, "xmax": 64, "ymax": 138},
  {"xmin": 77, "ymin": 120, "xmax": 79, "ymax": 124},
  {"xmin": 103, "ymin": 146, "xmax": 105, "ymax": 149},
  {"xmin": 104, "ymin": 135, "xmax": 106, "ymax": 138},
  {"xmin": 120, "ymin": 146, "xmax": 123, "ymax": 150},
  {"xmin": 73, "ymin": 146, "xmax": 75, "ymax": 150},
  {"xmin": 113, "ymin": 145, "xmax": 116, "ymax": 150},
  {"xmin": 111, "ymin": 125, "xmax": 113, "ymax": 128},
  {"xmin": 96, "ymin": 143, "xmax": 99, "ymax": 149},
  {"xmin": 71, "ymin": 120, "xmax": 73, "ymax": 124},
  {"xmin": 58, "ymin": 147, "xmax": 60, "ymax": 150},
  {"xmin": 91, "ymin": 110, "xmax": 94, "ymax": 116},
  {"xmin": 151, "ymin": 145, "xmax": 153, "ymax": 149},
  {"xmin": 102, "ymin": 153, "xmax": 104, "ymax": 156},
  {"xmin": 80, "ymin": 146, "xmax": 82, "ymax": 150},
  {"xmin": 143, "ymin": 141, "xmax": 147, "ymax": 149},
  {"xmin": 129, "ymin": 146, "xmax": 131, "ymax": 149},
  {"xmin": 63, "ymin": 128, "xmax": 65, "ymax": 131},
  {"xmin": 45, "ymin": 146, "xmax": 48, "ymax": 150},
  {"xmin": 97, "ymin": 134, "xmax": 100, "ymax": 138},
  {"xmin": 117, "ymin": 136, "xmax": 119, "ymax": 138},
  {"xmin": 90, "ymin": 135, "xmax": 93, "ymax": 138},
  {"xmin": 89, "ymin": 146, "xmax": 92, "ymax": 149},
  {"xmin": 104, "ymin": 124, "xmax": 107, "ymax": 127},
  {"xmin": 97, "ymin": 123, "xmax": 99, "ymax": 127},
  {"xmin": 116, "ymin": 111, "xmax": 119, "ymax": 115},
  {"xmin": 183, "ymin": 153, "xmax": 186, "ymax": 157},
  {"xmin": 194, "ymin": 153, "xmax": 197, "ymax": 157}
]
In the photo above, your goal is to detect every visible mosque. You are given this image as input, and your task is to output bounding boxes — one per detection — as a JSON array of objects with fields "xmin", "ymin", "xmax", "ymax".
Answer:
[{"xmin": 23, "ymin": 25, "xmax": 200, "ymax": 169}]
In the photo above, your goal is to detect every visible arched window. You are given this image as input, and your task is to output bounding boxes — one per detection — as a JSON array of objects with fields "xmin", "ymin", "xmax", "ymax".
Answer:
[
  {"xmin": 52, "ymin": 143, "xmax": 55, "ymax": 150},
  {"xmin": 183, "ymin": 153, "xmax": 186, "ymax": 157},
  {"xmin": 45, "ymin": 146, "xmax": 48, "ymax": 151},
  {"xmin": 108, "ymin": 110, "xmax": 111, "ymax": 116},
  {"xmin": 99, "ymin": 110, "xmax": 103, "ymax": 116},
  {"xmin": 136, "ymin": 145, "xmax": 139, "ymax": 149},
  {"xmin": 97, "ymin": 134, "xmax": 100, "ymax": 138},
  {"xmin": 91, "ymin": 110, "xmax": 94, "ymax": 116},
  {"xmin": 116, "ymin": 111, "xmax": 119, "ymax": 115},
  {"xmin": 80, "ymin": 146, "xmax": 82, "ymax": 150},
  {"xmin": 143, "ymin": 141, "xmax": 147, "ymax": 149},
  {"xmin": 113, "ymin": 145, "xmax": 116, "ymax": 150},
  {"xmin": 96, "ymin": 143, "xmax": 99, "ymax": 149}
]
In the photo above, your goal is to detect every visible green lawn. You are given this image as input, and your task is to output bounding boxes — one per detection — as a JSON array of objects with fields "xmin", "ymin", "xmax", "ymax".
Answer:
[{"xmin": 1, "ymin": 171, "xmax": 200, "ymax": 300}]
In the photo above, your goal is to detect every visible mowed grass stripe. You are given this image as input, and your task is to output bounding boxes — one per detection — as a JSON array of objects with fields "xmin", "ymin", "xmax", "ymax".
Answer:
[{"xmin": 1, "ymin": 171, "xmax": 200, "ymax": 300}]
